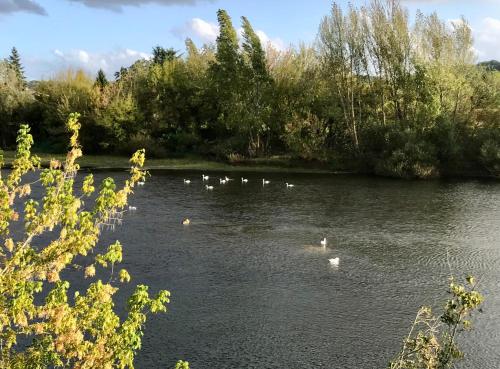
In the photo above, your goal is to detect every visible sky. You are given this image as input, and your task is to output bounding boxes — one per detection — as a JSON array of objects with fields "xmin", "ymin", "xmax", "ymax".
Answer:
[{"xmin": 0, "ymin": 0, "xmax": 499, "ymax": 80}]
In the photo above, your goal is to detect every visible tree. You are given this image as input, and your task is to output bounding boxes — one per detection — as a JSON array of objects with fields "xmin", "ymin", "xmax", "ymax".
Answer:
[
  {"xmin": 240, "ymin": 16, "xmax": 273, "ymax": 155},
  {"xmin": 478, "ymin": 60, "xmax": 500, "ymax": 71},
  {"xmin": 0, "ymin": 61, "xmax": 33, "ymax": 148},
  {"xmin": 206, "ymin": 9, "xmax": 247, "ymax": 155},
  {"xmin": 6, "ymin": 47, "xmax": 26, "ymax": 86},
  {"xmin": 318, "ymin": 3, "xmax": 367, "ymax": 152},
  {"xmin": 114, "ymin": 67, "xmax": 128, "ymax": 81},
  {"xmin": 95, "ymin": 68, "xmax": 109, "ymax": 89},
  {"xmin": 213, "ymin": 9, "xmax": 240, "ymax": 78},
  {"xmin": 152, "ymin": 46, "xmax": 179, "ymax": 65},
  {"xmin": 0, "ymin": 114, "xmax": 186, "ymax": 368}
]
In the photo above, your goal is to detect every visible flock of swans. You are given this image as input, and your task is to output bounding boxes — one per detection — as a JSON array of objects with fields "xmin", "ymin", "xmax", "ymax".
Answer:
[
  {"xmin": 131, "ymin": 174, "xmax": 340, "ymax": 267},
  {"xmin": 181, "ymin": 174, "xmax": 296, "ymax": 190}
]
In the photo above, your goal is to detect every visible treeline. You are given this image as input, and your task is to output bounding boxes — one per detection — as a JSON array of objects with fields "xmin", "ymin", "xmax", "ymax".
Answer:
[{"xmin": 1, "ymin": 0, "xmax": 499, "ymax": 178}]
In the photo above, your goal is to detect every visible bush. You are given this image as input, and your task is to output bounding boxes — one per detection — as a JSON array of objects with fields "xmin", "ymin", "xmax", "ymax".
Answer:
[
  {"xmin": 480, "ymin": 138, "xmax": 500, "ymax": 176},
  {"xmin": 375, "ymin": 127, "xmax": 439, "ymax": 179}
]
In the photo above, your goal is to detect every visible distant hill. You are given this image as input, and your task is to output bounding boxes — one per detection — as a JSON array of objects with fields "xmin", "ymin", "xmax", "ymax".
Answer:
[{"xmin": 478, "ymin": 60, "xmax": 500, "ymax": 71}]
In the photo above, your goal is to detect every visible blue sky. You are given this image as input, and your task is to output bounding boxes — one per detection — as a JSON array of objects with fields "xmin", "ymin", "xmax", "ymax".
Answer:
[{"xmin": 1, "ymin": 0, "xmax": 499, "ymax": 80}]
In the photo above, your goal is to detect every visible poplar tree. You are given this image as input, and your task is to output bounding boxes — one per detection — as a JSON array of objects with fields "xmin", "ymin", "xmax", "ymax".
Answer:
[
  {"xmin": 241, "ymin": 16, "xmax": 269, "ymax": 83},
  {"xmin": 241, "ymin": 16, "xmax": 273, "ymax": 155},
  {"xmin": 213, "ymin": 9, "xmax": 240, "ymax": 80},
  {"xmin": 210, "ymin": 9, "xmax": 243, "ymax": 143}
]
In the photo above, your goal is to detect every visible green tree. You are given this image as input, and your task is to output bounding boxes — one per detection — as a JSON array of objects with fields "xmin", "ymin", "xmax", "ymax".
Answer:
[
  {"xmin": 207, "ymin": 9, "xmax": 246, "ymax": 155},
  {"xmin": 240, "ymin": 16, "xmax": 274, "ymax": 155},
  {"xmin": 152, "ymin": 46, "xmax": 179, "ymax": 65},
  {"xmin": 6, "ymin": 47, "xmax": 26, "ymax": 86},
  {"xmin": 95, "ymin": 69, "xmax": 109, "ymax": 89},
  {"xmin": 0, "ymin": 61, "xmax": 33, "ymax": 148}
]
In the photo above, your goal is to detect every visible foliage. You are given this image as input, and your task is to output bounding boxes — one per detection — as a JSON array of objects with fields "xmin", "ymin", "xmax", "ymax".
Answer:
[
  {"xmin": 1, "ymin": 2, "xmax": 499, "ymax": 178},
  {"xmin": 5, "ymin": 47, "xmax": 26, "ymax": 87},
  {"xmin": 0, "ymin": 61, "xmax": 33, "ymax": 148},
  {"xmin": 478, "ymin": 60, "xmax": 500, "ymax": 71},
  {"xmin": 389, "ymin": 277, "xmax": 483, "ymax": 369},
  {"xmin": 95, "ymin": 69, "xmax": 109, "ymax": 89},
  {"xmin": 0, "ymin": 114, "xmax": 183, "ymax": 368}
]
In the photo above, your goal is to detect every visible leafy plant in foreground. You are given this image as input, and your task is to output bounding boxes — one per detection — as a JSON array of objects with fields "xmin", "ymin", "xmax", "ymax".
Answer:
[
  {"xmin": 0, "ymin": 113, "xmax": 186, "ymax": 368},
  {"xmin": 389, "ymin": 276, "xmax": 483, "ymax": 369}
]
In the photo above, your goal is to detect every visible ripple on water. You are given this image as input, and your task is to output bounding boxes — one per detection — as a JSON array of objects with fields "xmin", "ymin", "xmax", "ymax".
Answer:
[{"xmin": 30, "ymin": 170, "xmax": 500, "ymax": 369}]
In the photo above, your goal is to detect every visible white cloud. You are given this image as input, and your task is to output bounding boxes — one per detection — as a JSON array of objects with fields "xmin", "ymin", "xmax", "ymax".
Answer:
[
  {"xmin": 254, "ymin": 30, "xmax": 286, "ymax": 51},
  {"xmin": 24, "ymin": 48, "xmax": 152, "ymax": 80},
  {"xmin": 474, "ymin": 17, "xmax": 500, "ymax": 61},
  {"xmin": 182, "ymin": 17, "xmax": 219, "ymax": 43},
  {"xmin": 172, "ymin": 17, "xmax": 286, "ymax": 51}
]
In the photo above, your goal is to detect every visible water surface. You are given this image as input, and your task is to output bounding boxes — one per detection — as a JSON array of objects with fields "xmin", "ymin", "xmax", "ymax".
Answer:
[{"xmin": 86, "ymin": 171, "xmax": 500, "ymax": 368}]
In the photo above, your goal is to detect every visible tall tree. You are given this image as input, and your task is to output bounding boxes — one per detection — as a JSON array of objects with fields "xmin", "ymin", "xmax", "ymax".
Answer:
[
  {"xmin": 209, "ymin": 9, "xmax": 244, "ymax": 149},
  {"xmin": 241, "ymin": 16, "xmax": 269, "ymax": 83},
  {"xmin": 214, "ymin": 9, "xmax": 240, "ymax": 76},
  {"xmin": 319, "ymin": 3, "xmax": 366, "ymax": 151},
  {"xmin": 240, "ymin": 16, "xmax": 273, "ymax": 154},
  {"xmin": 7, "ymin": 47, "xmax": 26, "ymax": 86}
]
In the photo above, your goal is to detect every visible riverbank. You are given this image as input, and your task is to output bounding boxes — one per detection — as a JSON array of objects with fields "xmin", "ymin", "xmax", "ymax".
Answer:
[
  {"xmin": 1, "ymin": 151, "xmax": 348, "ymax": 174},
  {"xmin": 2, "ymin": 151, "xmax": 497, "ymax": 179}
]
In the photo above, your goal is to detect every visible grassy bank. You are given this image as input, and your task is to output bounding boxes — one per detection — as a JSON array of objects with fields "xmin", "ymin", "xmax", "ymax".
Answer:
[{"xmin": 1, "ymin": 151, "xmax": 347, "ymax": 174}]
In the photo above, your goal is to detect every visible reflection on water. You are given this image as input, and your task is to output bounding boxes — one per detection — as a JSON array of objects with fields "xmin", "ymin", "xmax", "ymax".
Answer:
[{"xmin": 53, "ymin": 171, "xmax": 500, "ymax": 368}]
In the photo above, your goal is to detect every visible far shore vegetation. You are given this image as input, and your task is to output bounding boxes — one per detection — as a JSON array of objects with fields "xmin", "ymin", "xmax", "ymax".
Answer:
[{"xmin": 1, "ymin": 0, "xmax": 499, "ymax": 180}]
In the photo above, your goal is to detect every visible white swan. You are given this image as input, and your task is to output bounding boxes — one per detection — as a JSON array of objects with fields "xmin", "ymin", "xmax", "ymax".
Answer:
[
  {"xmin": 262, "ymin": 179, "xmax": 270, "ymax": 185},
  {"xmin": 241, "ymin": 177, "xmax": 248, "ymax": 183},
  {"xmin": 286, "ymin": 183, "xmax": 295, "ymax": 188},
  {"xmin": 128, "ymin": 206, "xmax": 137, "ymax": 211},
  {"xmin": 329, "ymin": 257, "xmax": 339, "ymax": 266},
  {"xmin": 205, "ymin": 185, "xmax": 214, "ymax": 190},
  {"xmin": 137, "ymin": 181, "xmax": 145, "ymax": 186},
  {"xmin": 321, "ymin": 238, "xmax": 327, "ymax": 247},
  {"xmin": 183, "ymin": 179, "xmax": 191, "ymax": 184},
  {"xmin": 202, "ymin": 175, "xmax": 209, "ymax": 181},
  {"xmin": 219, "ymin": 178, "xmax": 227, "ymax": 184},
  {"xmin": 225, "ymin": 176, "xmax": 233, "ymax": 181}
]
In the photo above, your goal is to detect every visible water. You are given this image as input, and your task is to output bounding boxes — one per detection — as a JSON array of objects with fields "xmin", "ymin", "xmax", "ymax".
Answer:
[{"xmin": 28, "ymin": 170, "xmax": 500, "ymax": 368}]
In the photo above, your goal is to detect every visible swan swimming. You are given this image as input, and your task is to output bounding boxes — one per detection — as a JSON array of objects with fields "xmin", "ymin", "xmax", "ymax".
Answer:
[
  {"xmin": 128, "ymin": 206, "xmax": 137, "ymax": 211},
  {"xmin": 241, "ymin": 177, "xmax": 248, "ymax": 183},
  {"xmin": 329, "ymin": 257, "xmax": 339, "ymax": 266},
  {"xmin": 182, "ymin": 218, "xmax": 190, "ymax": 225},
  {"xmin": 219, "ymin": 178, "xmax": 227, "ymax": 184},
  {"xmin": 286, "ymin": 183, "xmax": 295, "ymax": 188},
  {"xmin": 262, "ymin": 179, "xmax": 270, "ymax": 185},
  {"xmin": 202, "ymin": 175, "xmax": 209, "ymax": 181},
  {"xmin": 183, "ymin": 179, "xmax": 191, "ymax": 184},
  {"xmin": 137, "ymin": 181, "xmax": 145, "ymax": 186},
  {"xmin": 205, "ymin": 185, "xmax": 214, "ymax": 190},
  {"xmin": 225, "ymin": 176, "xmax": 233, "ymax": 181},
  {"xmin": 321, "ymin": 238, "xmax": 327, "ymax": 247}
]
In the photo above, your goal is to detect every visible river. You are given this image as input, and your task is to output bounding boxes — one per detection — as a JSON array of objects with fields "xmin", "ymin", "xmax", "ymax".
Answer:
[{"xmin": 79, "ymin": 170, "xmax": 500, "ymax": 368}]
